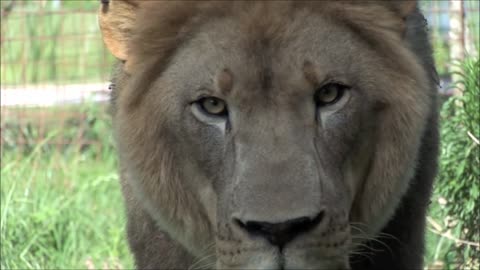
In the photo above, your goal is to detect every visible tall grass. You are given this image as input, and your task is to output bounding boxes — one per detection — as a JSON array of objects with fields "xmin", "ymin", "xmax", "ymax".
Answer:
[
  {"xmin": 428, "ymin": 57, "xmax": 480, "ymax": 269},
  {"xmin": 0, "ymin": 104, "xmax": 134, "ymax": 269}
]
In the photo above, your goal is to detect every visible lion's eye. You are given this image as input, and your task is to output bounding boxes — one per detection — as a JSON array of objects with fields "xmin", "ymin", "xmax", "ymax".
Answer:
[
  {"xmin": 197, "ymin": 97, "xmax": 228, "ymax": 116},
  {"xmin": 315, "ymin": 83, "xmax": 348, "ymax": 106}
]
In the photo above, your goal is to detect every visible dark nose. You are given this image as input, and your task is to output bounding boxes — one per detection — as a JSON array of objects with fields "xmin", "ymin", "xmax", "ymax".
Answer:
[{"xmin": 234, "ymin": 211, "xmax": 324, "ymax": 248}]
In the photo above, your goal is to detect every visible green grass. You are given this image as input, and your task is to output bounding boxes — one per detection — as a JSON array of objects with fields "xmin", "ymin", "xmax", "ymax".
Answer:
[{"xmin": 0, "ymin": 106, "xmax": 134, "ymax": 269}]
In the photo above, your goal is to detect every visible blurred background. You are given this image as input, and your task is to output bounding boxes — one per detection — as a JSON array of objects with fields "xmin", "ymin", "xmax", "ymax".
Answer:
[{"xmin": 1, "ymin": 1, "xmax": 478, "ymax": 269}]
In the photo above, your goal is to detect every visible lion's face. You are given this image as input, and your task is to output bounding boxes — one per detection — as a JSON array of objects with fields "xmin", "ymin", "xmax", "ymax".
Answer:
[
  {"xmin": 163, "ymin": 14, "xmax": 362, "ymax": 269},
  {"xmin": 101, "ymin": 1, "xmax": 431, "ymax": 269}
]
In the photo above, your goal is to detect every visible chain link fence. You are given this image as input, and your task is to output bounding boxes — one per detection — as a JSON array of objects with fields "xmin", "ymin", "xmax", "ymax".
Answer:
[{"xmin": 1, "ymin": 1, "xmax": 114, "ymax": 155}]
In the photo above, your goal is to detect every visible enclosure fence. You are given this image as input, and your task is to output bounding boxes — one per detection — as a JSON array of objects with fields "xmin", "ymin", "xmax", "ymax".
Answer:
[{"xmin": 1, "ymin": 1, "xmax": 114, "ymax": 155}]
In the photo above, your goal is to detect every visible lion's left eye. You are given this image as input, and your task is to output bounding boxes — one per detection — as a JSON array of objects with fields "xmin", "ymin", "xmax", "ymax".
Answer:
[{"xmin": 314, "ymin": 83, "xmax": 348, "ymax": 106}]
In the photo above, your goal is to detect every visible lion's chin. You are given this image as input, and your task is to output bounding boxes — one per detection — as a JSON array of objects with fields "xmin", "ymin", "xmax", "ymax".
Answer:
[
  {"xmin": 283, "ymin": 248, "xmax": 351, "ymax": 270},
  {"xmin": 215, "ymin": 248, "xmax": 350, "ymax": 270}
]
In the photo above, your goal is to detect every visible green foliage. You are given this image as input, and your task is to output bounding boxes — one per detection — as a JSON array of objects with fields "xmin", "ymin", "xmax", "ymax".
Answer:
[
  {"xmin": 1, "ymin": 2, "xmax": 114, "ymax": 85},
  {"xmin": 2, "ymin": 103, "xmax": 114, "ymax": 158},
  {"xmin": 1, "ymin": 0, "xmax": 98, "ymax": 11},
  {"xmin": 61, "ymin": 0, "xmax": 99, "ymax": 11},
  {"xmin": 435, "ymin": 57, "xmax": 480, "ymax": 269},
  {"xmin": 0, "ymin": 103, "xmax": 133, "ymax": 269},
  {"xmin": 431, "ymin": 30, "xmax": 450, "ymax": 78}
]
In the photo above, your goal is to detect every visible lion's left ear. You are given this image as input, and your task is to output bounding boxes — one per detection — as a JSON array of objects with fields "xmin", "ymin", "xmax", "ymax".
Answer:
[{"xmin": 389, "ymin": 0, "xmax": 417, "ymax": 19}]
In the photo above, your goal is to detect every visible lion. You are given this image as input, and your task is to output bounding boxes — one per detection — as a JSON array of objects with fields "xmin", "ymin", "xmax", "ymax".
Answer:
[{"xmin": 99, "ymin": 1, "xmax": 439, "ymax": 269}]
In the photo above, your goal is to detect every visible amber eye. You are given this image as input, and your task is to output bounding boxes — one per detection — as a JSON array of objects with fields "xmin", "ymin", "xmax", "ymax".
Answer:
[
  {"xmin": 314, "ymin": 83, "xmax": 348, "ymax": 106},
  {"xmin": 197, "ymin": 97, "xmax": 228, "ymax": 116}
]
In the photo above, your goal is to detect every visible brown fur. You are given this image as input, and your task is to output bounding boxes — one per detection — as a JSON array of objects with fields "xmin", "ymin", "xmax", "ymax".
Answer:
[{"xmin": 100, "ymin": 1, "xmax": 438, "ymax": 269}]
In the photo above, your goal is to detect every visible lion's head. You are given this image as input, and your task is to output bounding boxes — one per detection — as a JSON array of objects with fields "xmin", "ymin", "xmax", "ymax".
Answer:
[{"xmin": 100, "ymin": 1, "xmax": 436, "ymax": 269}]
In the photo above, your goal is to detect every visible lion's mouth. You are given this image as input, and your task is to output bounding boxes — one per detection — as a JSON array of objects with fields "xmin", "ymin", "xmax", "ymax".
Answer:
[
  {"xmin": 277, "ymin": 250, "xmax": 286, "ymax": 270},
  {"xmin": 216, "ymin": 214, "xmax": 351, "ymax": 269}
]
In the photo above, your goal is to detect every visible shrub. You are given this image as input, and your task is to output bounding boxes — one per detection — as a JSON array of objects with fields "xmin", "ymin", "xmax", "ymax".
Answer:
[
  {"xmin": 1, "ymin": 102, "xmax": 113, "ymax": 158},
  {"xmin": 435, "ymin": 57, "xmax": 479, "ymax": 268}
]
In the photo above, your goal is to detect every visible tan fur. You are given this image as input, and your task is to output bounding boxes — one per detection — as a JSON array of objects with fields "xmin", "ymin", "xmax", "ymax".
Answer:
[
  {"xmin": 100, "ymin": 1, "xmax": 437, "ymax": 269},
  {"xmin": 98, "ymin": 0, "xmax": 137, "ymax": 63}
]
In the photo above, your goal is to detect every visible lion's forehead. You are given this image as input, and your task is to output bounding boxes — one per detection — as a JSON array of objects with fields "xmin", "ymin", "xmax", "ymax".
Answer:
[
  {"xmin": 133, "ymin": 1, "xmax": 400, "ymax": 69},
  {"xmin": 133, "ymin": 2, "xmax": 424, "ymax": 107}
]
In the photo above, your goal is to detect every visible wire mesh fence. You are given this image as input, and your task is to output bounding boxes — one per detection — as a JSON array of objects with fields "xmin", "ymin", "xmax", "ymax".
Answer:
[
  {"xmin": 421, "ymin": 0, "xmax": 479, "ymax": 80},
  {"xmin": 1, "ymin": 1, "xmax": 114, "ymax": 156},
  {"xmin": 1, "ymin": 0, "xmax": 479, "ymax": 153}
]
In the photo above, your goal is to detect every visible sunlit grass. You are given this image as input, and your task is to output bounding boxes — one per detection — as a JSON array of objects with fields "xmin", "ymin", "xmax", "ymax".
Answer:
[{"xmin": 0, "ymin": 115, "xmax": 133, "ymax": 269}]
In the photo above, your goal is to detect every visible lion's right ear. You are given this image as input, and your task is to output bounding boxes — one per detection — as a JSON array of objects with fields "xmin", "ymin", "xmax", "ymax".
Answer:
[
  {"xmin": 389, "ymin": 0, "xmax": 417, "ymax": 19},
  {"xmin": 98, "ymin": 0, "xmax": 138, "ymax": 62}
]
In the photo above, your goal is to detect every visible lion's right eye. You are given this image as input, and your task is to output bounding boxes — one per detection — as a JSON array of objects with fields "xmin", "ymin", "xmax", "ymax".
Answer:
[{"xmin": 196, "ymin": 97, "xmax": 228, "ymax": 116}]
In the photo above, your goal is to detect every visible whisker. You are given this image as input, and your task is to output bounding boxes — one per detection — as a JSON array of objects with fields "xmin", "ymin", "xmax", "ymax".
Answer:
[
  {"xmin": 349, "ymin": 224, "xmax": 394, "ymax": 257},
  {"xmin": 188, "ymin": 242, "xmax": 216, "ymax": 270}
]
